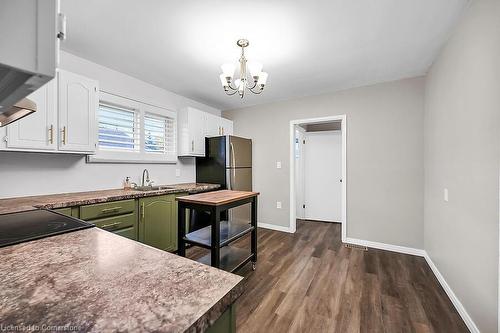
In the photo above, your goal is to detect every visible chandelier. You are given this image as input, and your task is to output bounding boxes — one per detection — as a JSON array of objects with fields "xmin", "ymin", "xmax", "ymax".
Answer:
[{"xmin": 219, "ymin": 39, "xmax": 269, "ymax": 98}]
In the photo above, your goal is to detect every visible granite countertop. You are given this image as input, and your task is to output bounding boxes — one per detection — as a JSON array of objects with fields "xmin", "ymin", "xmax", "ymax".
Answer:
[
  {"xmin": 0, "ymin": 228, "xmax": 243, "ymax": 332},
  {"xmin": 0, "ymin": 183, "xmax": 220, "ymax": 214}
]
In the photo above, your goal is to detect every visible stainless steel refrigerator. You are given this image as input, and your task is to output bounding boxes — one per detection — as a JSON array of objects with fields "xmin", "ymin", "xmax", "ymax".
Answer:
[{"xmin": 194, "ymin": 135, "xmax": 252, "ymax": 229}]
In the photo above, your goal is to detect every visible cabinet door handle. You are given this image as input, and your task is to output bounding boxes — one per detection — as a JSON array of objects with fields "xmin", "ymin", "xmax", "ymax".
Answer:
[
  {"xmin": 221, "ymin": 127, "xmax": 224, "ymax": 135},
  {"xmin": 48, "ymin": 125, "xmax": 54, "ymax": 144},
  {"xmin": 191, "ymin": 140, "xmax": 194, "ymax": 152},
  {"xmin": 100, "ymin": 222, "xmax": 122, "ymax": 230},
  {"xmin": 61, "ymin": 126, "xmax": 67, "ymax": 145},
  {"xmin": 101, "ymin": 207, "xmax": 122, "ymax": 214},
  {"xmin": 218, "ymin": 126, "xmax": 221, "ymax": 135},
  {"xmin": 141, "ymin": 203, "xmax": 145, "ymax": 220}
]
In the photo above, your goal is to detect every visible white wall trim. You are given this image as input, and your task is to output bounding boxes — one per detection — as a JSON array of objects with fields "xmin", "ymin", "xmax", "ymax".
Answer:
[
  {"xmin": 344, "ymin": 237, "xmax": 425, "ymax": 256},
  {"xmin": 258, "ymin": 222, "xmax": 294, "ymax": 233},
  {"xmin": 423, "ymin": 252, "xmax": 480, "ymax": 333},
  {"xmin": 289, "ymin": 115, "xmax": 347, "ymax": 240}
]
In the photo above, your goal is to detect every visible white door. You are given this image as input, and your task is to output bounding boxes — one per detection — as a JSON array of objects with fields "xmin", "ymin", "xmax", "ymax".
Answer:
[
  {"xmin": 7, "ymin": 80, "xmax": 57, "ymax": 150},
  {"xmin": 304, "ymin": 130, "xmax": 342, "ymax": 222},
  {"xmin": 188, "ymin": 108, "xmax": 205, "ymax": 155},
  {"xmin": 58, "ymin": 70, "xmax": 98, "ymax": 153},
  {"xmin": 295, "ymin": 126, "xmax": 306, "ymax": 219}
]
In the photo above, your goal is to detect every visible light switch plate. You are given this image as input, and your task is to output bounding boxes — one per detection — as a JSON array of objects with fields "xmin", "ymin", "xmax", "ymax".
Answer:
[
  {"xmin": 175, "ymin": 169, "xmax": 181, "ymax": 177},
  {"xmin": 444, "ymin": 188, "xmax": 449, "ymax": 202},
  {"xmin": 276, "ymin": 161, "xmax": 282, "ymax": 169},
  {"xmin": 276, "ymin": 201, "xmax": 282, "ymax": 209}
]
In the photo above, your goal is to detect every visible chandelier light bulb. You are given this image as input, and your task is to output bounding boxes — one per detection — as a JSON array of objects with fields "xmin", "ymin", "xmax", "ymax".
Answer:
[{"xmin": 219, "ymin": 39, "xmax": 268, "ymax": 98}]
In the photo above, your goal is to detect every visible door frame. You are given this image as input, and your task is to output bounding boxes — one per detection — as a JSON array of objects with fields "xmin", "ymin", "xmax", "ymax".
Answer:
[
  {"xmin": 294, "ymin": 125, "xmax": 306, "ymax": 219},
  {"xmin": 289, "ymin": 115, "xmax": 347, "ymax": 242}
]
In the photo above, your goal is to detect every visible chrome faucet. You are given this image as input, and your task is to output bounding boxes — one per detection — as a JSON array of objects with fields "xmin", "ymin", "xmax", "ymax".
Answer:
[{"xmin": 142, "ymin": 169, "xmax": 151, "ymax": 187}]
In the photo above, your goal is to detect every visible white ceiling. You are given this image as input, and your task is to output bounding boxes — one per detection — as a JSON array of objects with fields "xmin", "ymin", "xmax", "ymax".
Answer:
[{"xmin": 61, "ymin": 0, "xmax": 468, "ymax": 111}]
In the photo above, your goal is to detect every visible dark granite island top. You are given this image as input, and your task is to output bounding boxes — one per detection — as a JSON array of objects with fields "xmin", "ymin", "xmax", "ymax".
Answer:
[{"xmin": 0, "ymin": 228, "xmax": 243, "ymax": 332}]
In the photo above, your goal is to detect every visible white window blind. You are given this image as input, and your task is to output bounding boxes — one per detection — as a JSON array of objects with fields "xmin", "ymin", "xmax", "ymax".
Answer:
[
  {"xmin": 144, "ymin": 113, "xmax": 175, "ymax": 155},
  {"xmin": 98, "ymin": 103, "xmax": 140, "ymax": 151}
]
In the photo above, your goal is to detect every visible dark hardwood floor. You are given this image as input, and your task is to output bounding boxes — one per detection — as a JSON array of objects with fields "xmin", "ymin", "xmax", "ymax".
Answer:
[{"xmin": 187, "ymin": 220, "xmax": 469, "ymax": 333}]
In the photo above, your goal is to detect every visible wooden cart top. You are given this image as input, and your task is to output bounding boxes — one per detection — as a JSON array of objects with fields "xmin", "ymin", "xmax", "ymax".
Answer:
[{"xmin": 176, "ymin": 190, "xmax": 259, "ymax": 206}]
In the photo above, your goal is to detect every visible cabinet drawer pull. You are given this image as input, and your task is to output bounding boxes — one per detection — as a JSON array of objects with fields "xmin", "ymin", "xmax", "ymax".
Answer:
[
  {"xmin": 48, "ymin": 125, "xmax": 54, "ymax": 144},
  {"xmin": 101, "ymin": 207, "xmax": 122, "ymax": 214},
  {"xmin": 61, "ymin": 126, "xmax": 67, "ymax": 145},
  {"xmin": 100, "ymin": 222, "xmax": 122, "ymax": 229}
]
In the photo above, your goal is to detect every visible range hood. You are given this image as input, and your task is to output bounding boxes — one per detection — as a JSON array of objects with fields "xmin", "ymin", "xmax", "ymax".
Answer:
[{"xmin": 0, "ymin": 98, "xmax": 37, "ymax": 127}]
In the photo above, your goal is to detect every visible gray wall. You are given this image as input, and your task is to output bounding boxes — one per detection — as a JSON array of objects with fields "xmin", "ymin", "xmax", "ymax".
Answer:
[
  {"xmin": 424, "ymin": 0, "xmax": 500, "ymax": 331},
  {"xmin": 224, "ymin": 77, "xmax": 425, "ymax": 249}
]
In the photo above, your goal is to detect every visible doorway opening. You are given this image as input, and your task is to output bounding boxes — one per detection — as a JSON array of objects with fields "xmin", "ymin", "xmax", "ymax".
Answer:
[{"xmin": 289, "ymin": 115, "xmax": 346, "ymax": 242}]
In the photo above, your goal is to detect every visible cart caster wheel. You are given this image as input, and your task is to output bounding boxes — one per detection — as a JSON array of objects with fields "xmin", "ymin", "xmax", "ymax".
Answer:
[{"xmin": 252, "ymin": 262, "xmax": 256, "ymax": 271}]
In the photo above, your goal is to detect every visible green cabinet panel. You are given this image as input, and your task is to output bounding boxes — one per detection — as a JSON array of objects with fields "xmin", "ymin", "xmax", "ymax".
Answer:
[
  {"xmin": 139, "ymin": 192, "xmax": 187, "ymax": 252},
  {"xmin": 80, "ymin": 199, "xmax": 135, "ymax": 220},
  {"xmin": 54, "ymin": 207, "xmax": 80, "ymax": 218},
  {"xmin": 113, "ymin": 226, "xmax": 137, "ymax": 240},
  {"xmin": 206, "ymin": 304, "xmax": 236, "ymax": 333},
  {"xmin": 139, "ymin": 195, "xmax": 174, "ymax": 252},
  {"xmin": 92, "ymin": 212, "xmax": 137, "ymax": 239}
]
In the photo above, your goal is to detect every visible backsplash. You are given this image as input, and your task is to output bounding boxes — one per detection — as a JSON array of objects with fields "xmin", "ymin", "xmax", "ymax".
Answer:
[{"xmin": 0, "ymin": 151, "xmax": 196, "ymax": 199}]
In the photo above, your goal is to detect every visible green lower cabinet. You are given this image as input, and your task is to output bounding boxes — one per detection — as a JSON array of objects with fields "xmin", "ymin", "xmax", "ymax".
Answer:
[
  {"xmin": 206, "ymin": 304, "xmax": 236, "ymax": 333},
  {"xmin": 138, "ymin": 192, "xmax": 187, "ymax": 252},
  {"xmin": 54, "ymin": 207, "xmax": 80, "ymax": 218}
]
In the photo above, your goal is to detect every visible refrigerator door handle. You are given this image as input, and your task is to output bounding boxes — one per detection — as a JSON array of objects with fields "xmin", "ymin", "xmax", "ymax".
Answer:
[{"xmin": 230, "ymin": 142, "xmax": 236, "ymax": 184}]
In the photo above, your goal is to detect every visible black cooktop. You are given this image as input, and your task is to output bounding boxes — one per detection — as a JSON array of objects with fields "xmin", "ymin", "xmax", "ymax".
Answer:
[{"xmin": 0, "ymin": 209, "xmax": 94, "ymax": 248}]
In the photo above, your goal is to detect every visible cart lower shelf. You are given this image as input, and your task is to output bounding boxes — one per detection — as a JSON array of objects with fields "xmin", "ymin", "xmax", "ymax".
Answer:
[
  {"xmin": 197, "ymin": 246, "xmax": 254, "ymax": 273},
  {"xmin": 184, "ymin": 220, "xmax": 254, "ymax": 249}
]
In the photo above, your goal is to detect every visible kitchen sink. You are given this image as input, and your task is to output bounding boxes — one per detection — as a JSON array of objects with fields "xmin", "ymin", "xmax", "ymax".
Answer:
[{"xmin": 133, "ymin": 185, "xmax": 176, "ymax": 191}]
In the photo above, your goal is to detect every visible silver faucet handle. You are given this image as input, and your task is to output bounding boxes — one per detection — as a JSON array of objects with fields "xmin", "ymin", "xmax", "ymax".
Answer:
[{"xmin": 148, "ymin": 180, "xmax": 155, "ymax": 187}]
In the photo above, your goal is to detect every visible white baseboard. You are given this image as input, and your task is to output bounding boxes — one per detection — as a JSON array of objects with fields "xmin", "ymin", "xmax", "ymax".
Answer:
[
  {"xmin": 257, "ymin": 222, "xmax": 294, "ymax": 233},
  {"xmin": 423, "ymin": 252, "xmax": 479, "ymax": 333},
  {"xmin": 344, "ymin": 237, "xmax": 425, "ymax": 257},
  {"xmin": 342, "ymin": 237, "xmax": 478, "ymax": 333}
]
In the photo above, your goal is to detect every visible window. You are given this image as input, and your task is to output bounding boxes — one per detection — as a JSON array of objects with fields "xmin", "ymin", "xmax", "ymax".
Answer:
[
  {"xmin": 144, "ymin": 113, "xmax": 175, "ymax": 154},
  {"xmin": 88, "ymin": 92, "xmax": 177, "ymax": 163},
  {"xmin": 98, "ymin": 104, "xmax": 139, "ymax": 152}
]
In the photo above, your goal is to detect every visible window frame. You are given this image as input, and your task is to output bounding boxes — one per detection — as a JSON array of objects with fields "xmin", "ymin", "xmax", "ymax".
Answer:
[{"xmin": 87, "ymin": 92, "xmax": 177, "ymax": 164}]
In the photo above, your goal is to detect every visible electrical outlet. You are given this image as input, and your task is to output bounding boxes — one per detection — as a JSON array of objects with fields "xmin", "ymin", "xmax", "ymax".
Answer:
[
  {"xmin": 175, "ymin": 169, "xmax": 181, "ymax": 177},
  {"xmin": 276, "ymin": 201, "xmax": 282, "ymax": 209},
  {"xmin": 444, "ymin": 188, "xmax": 449, "ymax": 202},
  {"xmin": 276, "ymin": 161, "xmax": 282, "ymax": 169}
]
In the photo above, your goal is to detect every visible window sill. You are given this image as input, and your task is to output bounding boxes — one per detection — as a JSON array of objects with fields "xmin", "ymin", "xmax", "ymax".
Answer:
[{"xmin": 87, "ymin": 151, "xmax": 177, "ymax": 164}]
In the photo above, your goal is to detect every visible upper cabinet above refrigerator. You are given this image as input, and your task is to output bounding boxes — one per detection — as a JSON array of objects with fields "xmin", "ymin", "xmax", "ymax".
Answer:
[
  {"xmin": 178, "ymin": 107, "xmax": 233, "ymax": 157},
  {"xmin": 0, "ymin": 0, "xmax": 63, "ymax": 127}
]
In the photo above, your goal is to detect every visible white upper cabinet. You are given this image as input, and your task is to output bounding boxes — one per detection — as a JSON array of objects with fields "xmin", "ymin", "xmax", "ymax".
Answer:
[
  {"xmin": 205, "ymin": 113, "xmax": 234, "ymax": 137},
  {"xmin": 205, "ymin": 113, "xmax": 221, "ymax": 137},
  {"xmin": 178, "ymin": 107, "xmax": 205, "ymax": 156},
  {"xmin": 220, "ymin": 117, "xmax": 233, "ymax": 135},
  {"xmin": 0, "ymin": 69, "xmax": 98, "ymax": 154},
  {"xmin": 57, "ymin": 70, "xmax": 98, "ymax": 153},
  {"xmin": 0, "ymin": 0, "xmax": 59, "ymax": 114},
  {"xmin": 6, "ymin": 80, "xmax": 57, "ymax": 151},
  {"xmin": 178, "ymin": 108, "xmax": 233, "ymax": 157}
]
